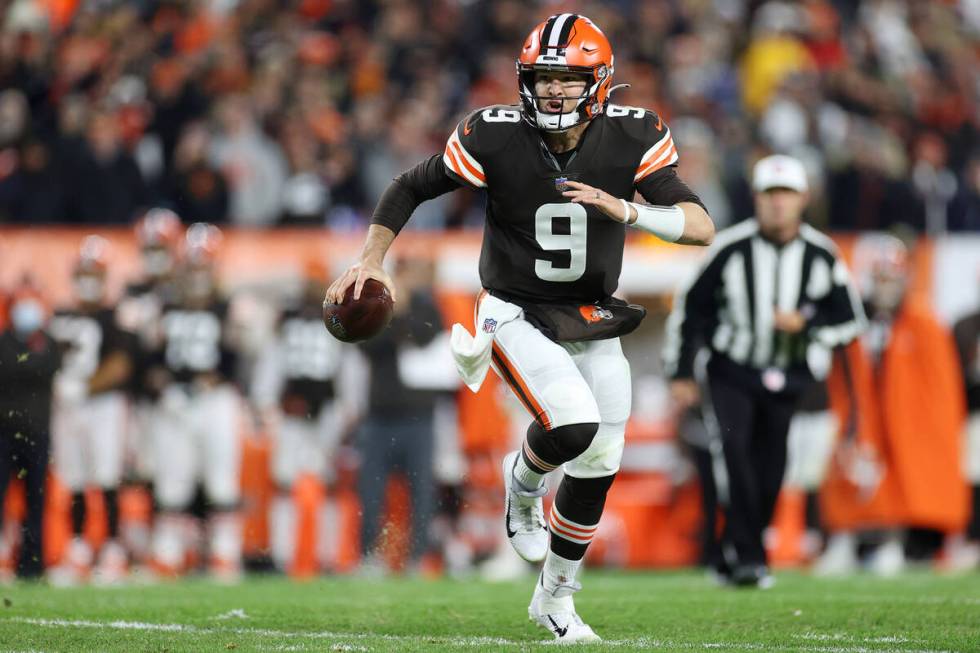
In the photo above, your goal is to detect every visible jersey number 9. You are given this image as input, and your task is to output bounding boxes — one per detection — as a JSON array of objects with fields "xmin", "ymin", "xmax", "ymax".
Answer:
[{"xmin": 534, "ymin": 203, "xmax": 588, "ymax": 282}]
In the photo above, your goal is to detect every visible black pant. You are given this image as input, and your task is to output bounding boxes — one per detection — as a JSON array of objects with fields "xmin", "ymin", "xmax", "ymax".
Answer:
[
  {"xmin": 0, "ymin": 425, "xmax": 50, "ymax": 578},
  {"xmin": 705, "ymin": 356, "xmax": 800, "ymax": 570},
  {"xmin": 356, "ymin": 414, "xmax": 435, "ymax": 563}
]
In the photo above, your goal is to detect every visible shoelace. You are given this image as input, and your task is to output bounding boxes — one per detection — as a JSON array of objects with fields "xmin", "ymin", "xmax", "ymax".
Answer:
[{"xmin": 517, "ymin": 502, "xmax": 544, "ymax": 530}]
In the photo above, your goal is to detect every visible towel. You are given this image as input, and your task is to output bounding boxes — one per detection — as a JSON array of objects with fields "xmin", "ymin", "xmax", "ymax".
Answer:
[{"xmin": 450, "ymin": 293, "xmax": 522, "ymax": 392}]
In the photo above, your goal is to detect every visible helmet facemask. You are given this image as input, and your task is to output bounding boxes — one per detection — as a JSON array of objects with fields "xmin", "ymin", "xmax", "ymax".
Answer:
[{"xmin": 517, "ymin": 64, "xmax": 610, "ymax": 132}]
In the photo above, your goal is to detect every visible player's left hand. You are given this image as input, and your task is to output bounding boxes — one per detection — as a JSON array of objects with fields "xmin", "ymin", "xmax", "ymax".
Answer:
[{"xmin": 562, "ymin": 180, "xmax": 633, "ymax": 224}]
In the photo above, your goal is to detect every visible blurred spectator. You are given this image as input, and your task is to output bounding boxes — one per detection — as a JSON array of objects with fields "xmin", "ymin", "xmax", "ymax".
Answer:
[
  {"xmin": 355, "ymin": 256, "xmax": 447, "ymax": 574},
  {"xmin": 672, "ymin": 117, "xmax": 732, "ymax": 228},
  {"xmin": 73, "ymin": 110, "xmax": 148, "ymax": 224},
  {"xmin": 0, "ymin": 1, "xmax": 975, "ymax": 232},
  {"xmin": 0, "ymin": 135, "xmax": 67, "ymax": 222},
  {"xmin": 169, "ymin": 122, "xmax": 229, "ymax": 224},
  {"xmin": 209, "ymin": 96, "xmax": 286, "ymax": 227},
  {"xmin": 0, "ymin": 277, "xmax": 62, "ymax": 580}
]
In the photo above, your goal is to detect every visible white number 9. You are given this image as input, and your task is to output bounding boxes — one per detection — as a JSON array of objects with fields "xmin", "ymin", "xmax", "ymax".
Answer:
[
  {"xmin": 606, "ymin": 105, "xmax": 646, "ymax": 119},
  {"xmin": 534, "ymin": 203, "xmax": 588, "ymax": 282},
  {"xmin": 482, "ymin": 108, "xmax": 521, "ymax": 123}
]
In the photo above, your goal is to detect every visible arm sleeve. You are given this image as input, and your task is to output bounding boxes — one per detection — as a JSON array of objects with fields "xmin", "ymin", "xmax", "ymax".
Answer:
[
  {"xmin": 663, "ymin": 247, "xmax": 728, "ymax": 379},
  {"xmin": 635, "ymin": 166, "xmax": 706, "ymax": 211},
  {"xmin": 370, "ymin": 155, "xmax": 462, "ymax": 234},
  {"xmin": 806, "ymin": 257, "xmax": 867, "ymax": 348}
]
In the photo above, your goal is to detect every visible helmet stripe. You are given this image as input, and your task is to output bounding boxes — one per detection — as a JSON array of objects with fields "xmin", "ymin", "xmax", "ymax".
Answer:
[
  {"xmin": 544, "ymin": 13, "xmax": 576, "ymax": 56},
  {"xmin": 539, "ymin": 14, "xmax": 560, "ymax": 50},
  {"xmin": 554, "ymin": 14, "xmax": 579, "ymax": 51}
]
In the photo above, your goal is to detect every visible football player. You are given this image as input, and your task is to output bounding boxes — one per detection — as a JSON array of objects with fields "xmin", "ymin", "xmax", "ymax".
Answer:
[
  {"xmin": 326, "ymin": 14, "xmax": 713, "ymax": 642},
  {"xmin": 48, "ymin": 236, "xmax": 135, "ymax": 585},
  {"xmin": 115, "ymin": 209, "xmax": 184, "ymax": 561},
  {"xmin": 148, "ymin": 223, "xmax": 244, "ymax": 582},
  {"xmin": 251, "ymin": 261, "xmax": 357, "ymax": 573}
]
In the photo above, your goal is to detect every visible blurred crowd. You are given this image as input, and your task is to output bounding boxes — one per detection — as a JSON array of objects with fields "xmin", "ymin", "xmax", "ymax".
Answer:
[{"xmin": 0, "ymin": 0, "xmax": 978, "ymax": 233}]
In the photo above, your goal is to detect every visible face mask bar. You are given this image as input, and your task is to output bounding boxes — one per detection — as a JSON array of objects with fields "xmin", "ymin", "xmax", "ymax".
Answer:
[{"xmin": 517, "ymin": 64, "xmax": 600, "ymax": 133}]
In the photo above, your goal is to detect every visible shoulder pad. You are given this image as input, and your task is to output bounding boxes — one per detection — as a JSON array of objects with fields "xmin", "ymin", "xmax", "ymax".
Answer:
[
  {"xmin": 605, "ymin": 105, "xmax": 678, "ymax": 183},
  {"xmin": 443, "ymin": 105, "xmax": 522, "ymax": 189}
]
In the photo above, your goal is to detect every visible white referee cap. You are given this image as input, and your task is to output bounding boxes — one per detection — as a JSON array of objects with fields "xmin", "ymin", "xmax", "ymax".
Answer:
[{"xmin": 752, "ymin": 154, "xmax": 808, "ymax": 193}]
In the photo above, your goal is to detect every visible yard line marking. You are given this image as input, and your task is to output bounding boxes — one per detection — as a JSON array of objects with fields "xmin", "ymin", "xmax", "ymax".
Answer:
[{"xmin": 3, "ymin": 618, "xmax": 963, "ymax": 652}]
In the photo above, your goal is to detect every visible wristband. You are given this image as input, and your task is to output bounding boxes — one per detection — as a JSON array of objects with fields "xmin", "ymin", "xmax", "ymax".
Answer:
[
  {"xmin": 627, "ymin": 203, "xmax": 685, "ymax": 243},
  {"xmin": 619, "ymin": 198, "xmax": 634, "ymax": 224}
]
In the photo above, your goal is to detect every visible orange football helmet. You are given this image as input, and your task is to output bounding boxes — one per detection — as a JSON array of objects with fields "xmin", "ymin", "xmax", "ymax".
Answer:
[
  {"xmin": 135, "ymin": 208, "xmax": 184, "ymax": 251},
  {"xmin": 182, "ymin": 222, "xmax": 224, "ymax": 267},
  {"xmin": 73, "ymin": 235, "xmax": 109, "ymax": 304},
  {"xmin": 74, "ymin": 234, "xmax": 109, "ymax": 277},
  {"xmin": 517, "ymin": 14, "xmax": 615, "ymax": 132}
]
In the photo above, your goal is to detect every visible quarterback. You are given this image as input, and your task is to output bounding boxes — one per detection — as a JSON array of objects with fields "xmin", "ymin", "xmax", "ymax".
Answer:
[{"xmin": 327, "ymin": 13, "xmax": 714, "ymax": 642}]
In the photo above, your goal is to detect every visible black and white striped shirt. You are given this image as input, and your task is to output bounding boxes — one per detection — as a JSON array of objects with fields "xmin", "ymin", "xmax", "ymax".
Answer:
[{"xmin": 664, "ymin": 219, "xmax": 866, "ymax": 381}]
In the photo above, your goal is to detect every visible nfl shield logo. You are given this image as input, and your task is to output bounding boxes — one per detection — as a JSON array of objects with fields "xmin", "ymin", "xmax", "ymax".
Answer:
[
  {"xmin": 554, "ymin": 176, "xmax": 569, "ymax": 193},
  {"xmin": 482, "ymin": 318, "xmax": 497, "ymax": 334}
]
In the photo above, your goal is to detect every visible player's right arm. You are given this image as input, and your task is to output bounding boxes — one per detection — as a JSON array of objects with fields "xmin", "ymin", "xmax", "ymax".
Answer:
[{"xmin": 326, "ymin": 109, "xmax": 500, "ymax": 304}]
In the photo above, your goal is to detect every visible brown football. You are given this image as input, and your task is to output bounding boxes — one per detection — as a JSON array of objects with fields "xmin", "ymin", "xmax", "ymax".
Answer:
[{"xmin": 322, "ymin": 278, "xmax": 394, "ymax": 343}]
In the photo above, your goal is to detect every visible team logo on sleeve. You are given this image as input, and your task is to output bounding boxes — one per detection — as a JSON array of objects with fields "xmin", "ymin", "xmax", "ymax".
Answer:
[
  {"xmin": 482, "ymin": 318, "xmax": 498, "ymax": 333},
  {"xmin": 579, "ymin": 305, "xmax": 613, "ymax": 324}
]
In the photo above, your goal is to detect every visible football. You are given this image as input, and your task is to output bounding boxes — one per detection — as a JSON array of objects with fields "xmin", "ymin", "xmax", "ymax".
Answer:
[{"xmin": 322, "ymin": 278, "xmax": 394, "ymax": 342}]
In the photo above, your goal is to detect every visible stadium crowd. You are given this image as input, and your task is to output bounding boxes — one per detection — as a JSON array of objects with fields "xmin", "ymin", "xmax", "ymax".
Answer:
[{"xmin": 0, "ymin": 0, "xmax": 978, "ymax": 233}]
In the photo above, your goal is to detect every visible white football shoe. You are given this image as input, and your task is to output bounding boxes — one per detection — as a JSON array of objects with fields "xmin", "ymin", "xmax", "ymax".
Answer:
[
  {"xmin": 501, "ymin": 451, "xmax": 548, "ymax": 563},
  {"xmin": 528, "ymin": 573, "xmax": 601, "ymax": 644}
]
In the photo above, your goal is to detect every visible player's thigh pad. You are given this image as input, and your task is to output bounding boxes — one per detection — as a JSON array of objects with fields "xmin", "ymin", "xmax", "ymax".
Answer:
[
  {"xmin": 563, "ymin": 337, "xmax": 631, "ymax": 478},
  {"xmin": 153, "ymin": 388, "xmax": 197, "ymax": 510},
  {"xmin": 199, "ymin": 385, "xmax": 242, "ymax": 506},
  {"xmin": 52, "ymin": 403, "xmax": 86, "ymax": 492},
  {"xmin": 85, "ymin": 392, "xmax": 128, "ymax": 488},
  {"xmin": 491, "ymin": 317, "xmax": 600, "ymax": 429}
]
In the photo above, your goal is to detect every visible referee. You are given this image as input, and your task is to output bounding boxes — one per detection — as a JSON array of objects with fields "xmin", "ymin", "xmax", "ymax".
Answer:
[{"xmin": 664, "ymin": 155, "xmax": 866, "ymax": 587}]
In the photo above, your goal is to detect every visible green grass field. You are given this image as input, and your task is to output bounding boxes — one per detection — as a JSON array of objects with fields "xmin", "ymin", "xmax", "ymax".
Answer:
[{"xmin": 0, "ymin": 570, "xmax": 977, "ymax": 652}]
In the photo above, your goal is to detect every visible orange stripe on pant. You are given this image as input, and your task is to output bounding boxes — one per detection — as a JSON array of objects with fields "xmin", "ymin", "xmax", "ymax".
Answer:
[{"xmin": 491, "ymin": 341, "xmax": 553, "ymax": 430}]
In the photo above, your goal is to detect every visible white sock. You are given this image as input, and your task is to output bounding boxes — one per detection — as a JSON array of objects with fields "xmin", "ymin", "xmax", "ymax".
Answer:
[
  {"xmin": 513, "ymin": 452, "xmax": 545, "ymax": 491},
  {"xmin": 209, "ymin": 512, "xmax": 242, "ymax": 568},
  {"xmin": 542, "ymin": 550, "xmax": 582, "ymax": 593},
  {"xmin": 317, "ymin": 498, "xmax": 340, "ymax": 570},
  {"xmin": 269, "ymin": 494, "xmax": 296, "ymax": 571},
  {"xmin": 152, "ymin": 513, "xmax": 184, "ymax": 570}
]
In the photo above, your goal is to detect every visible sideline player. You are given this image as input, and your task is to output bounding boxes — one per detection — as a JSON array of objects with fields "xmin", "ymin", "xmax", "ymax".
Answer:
[
  {"xmin": 49, "ymin": 236, "xmax": 135, "ymax": 585},
  {"xmin": 326, "ymin": 14, "xmax": 713, "ymax": 642},
  {"xmin": 148, "ymin": 224, "xmax": 244, "ymax": 581},
  {"xmin": 251, "ymin": 262, "xmax": 356, "ymax": 573},
  {"xmin": 115, "ymin": 209, "xmax": 184, "ymax": 562}
]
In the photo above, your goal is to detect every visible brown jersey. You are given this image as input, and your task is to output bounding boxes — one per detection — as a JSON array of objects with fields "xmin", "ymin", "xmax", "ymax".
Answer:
[{"xmin": 442, "ymin": 104, "xmax": 690, "ymax": 304}]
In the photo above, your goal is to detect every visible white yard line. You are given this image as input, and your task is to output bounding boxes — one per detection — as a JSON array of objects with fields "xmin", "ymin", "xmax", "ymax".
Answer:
[{"xmin": 2, "ymin": 617, "xmax": 963, "ymax": 652}]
